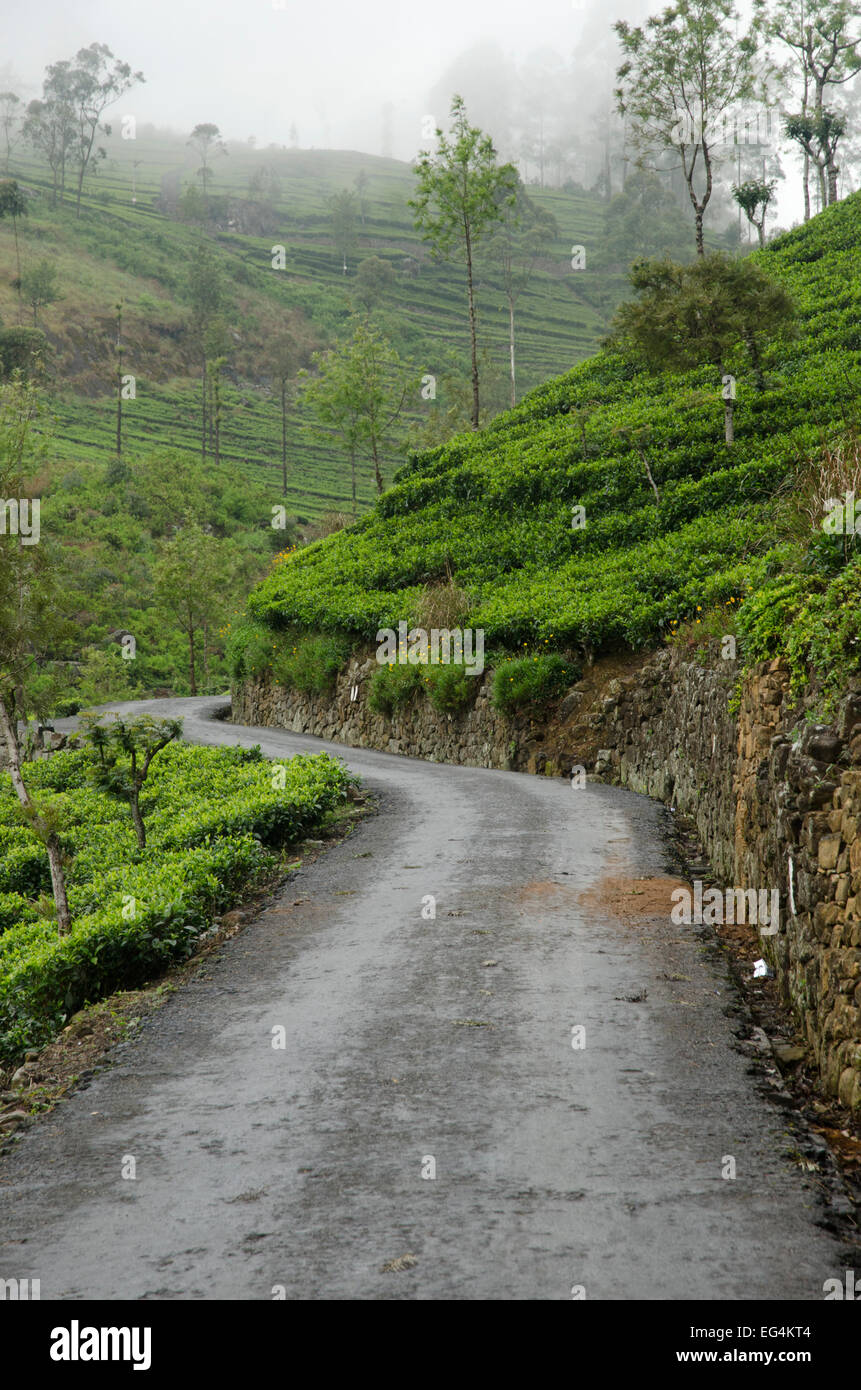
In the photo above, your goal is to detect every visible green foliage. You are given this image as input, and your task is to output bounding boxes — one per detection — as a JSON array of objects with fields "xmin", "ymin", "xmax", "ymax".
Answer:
[
  {"xmin": 0, "ymin": 742, "xmax": 352, "ymax": 1061},
  {"xmin": 367, "ymin": 662, "xmax": 423, "ymax": 714},
  {"xmin": 0, "ymin": 327, "xmax": 48, "ymax": 380},
  {"xmin": 614, "ymin": 0, "xmax": 760, "ymax": 254},
  {"xmin": 491, "ymin": 653, "xmax": 580, "ymax": 713},
  {"xmin": 76, "ymin": 646, "xmax": 136, "ymax": 706},
  {"xmin": 273, "ymin": 633, "xmax": 351, "ymax": 694},
  {"xmin": 602, "ymin": 171, "xmax": 694, "ymax": 266},
  {"xmin": 19, "ymin": 258, "xmax": 62, "ymax": 325},
  {"xmin": 353, "ymin": 255, "xmax": 395, "ymax": 310},
  {"xmin": 238, "ymin": 192, "xmax": 861, "ymax": 676},
  {"xmin": 423, "ymin": 662, "xmax": 478, "ymax": 714},
  {"xmin": 606, "ymin": 252, "xmax": 795, "ymax": 383},
  {"xmin": 302, "ymin": 317, "xmax": 418, "ymax": 495},
  {"xmin": 81, "ymin": 712, "xmax": 183, "ymax": 848},
  {"xmin": 732, "ymin": 180, "xmax": 777, "ymax": 245},
  {"xmin": 225, "ymin": 620, "xmax": 350, "ymax": 693},
  {"xmin": 27, "ymin": 449, "xmax": 284, "ymax": 707},
  {"xmin": 735, "ymin": 554, "xmax": 861, "ymax": 709}
]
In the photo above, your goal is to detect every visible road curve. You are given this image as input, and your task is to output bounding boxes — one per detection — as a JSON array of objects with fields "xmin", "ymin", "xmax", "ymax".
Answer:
[{"xmin": 0, "ymin": 697, "xmax": 846, "ymax": 1300}]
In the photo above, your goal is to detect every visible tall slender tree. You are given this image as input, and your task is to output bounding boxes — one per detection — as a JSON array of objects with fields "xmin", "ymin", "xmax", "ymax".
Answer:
[
  {"xmin": 615, "ymin": 0, "xmax": 762, "ymax": 255},
  {"xmin": 68, "ymin": 43, "xmax": 144, "ymax": 218},
  {"xmin": 732, "ymin": 177, "xmax": 778, "ymax": 245},
  {"xmin": 186, "ymin": 244, "xmax": 224, "ymax": 463},
  {"xmin": 769, "ymin": 0, "xmax": 860, "ymax": 215},
  {"xmin": 0, "ymin": 180, "xmax": 26, "ymax": 322},
  {"xmin": 410, "ymin": 96, "xmax": 518, "ymax": 427},
  {"xmin": 483, "ymin": 181, "xmax": 557, "ymax": 407},
  {"xmin": 23, "ymin": 60, "xmax": 77, "ymax": 207},
  {"xmin": 0, "ymin": 93, "xmax": 22, "ymax": 173},
  {"xmin": 188, "ymin": 123, "xmax": 227, "ymax": 199},
  {"xmin": 115, "ymin": 299, "xmax": 124, "ymax": 458},
  {"xmin": 302, "ymin": 319, "xmax": 417, "ymax": 498}
]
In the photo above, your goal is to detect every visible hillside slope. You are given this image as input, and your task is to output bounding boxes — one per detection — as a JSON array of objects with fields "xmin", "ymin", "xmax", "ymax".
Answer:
[
  {"xmin": 2, "ymin": 135, "xmax": 620, "ymax": 517},
  {"xmin": 236, "ymin": 193, "xmax": 861, "ymax": 695}
]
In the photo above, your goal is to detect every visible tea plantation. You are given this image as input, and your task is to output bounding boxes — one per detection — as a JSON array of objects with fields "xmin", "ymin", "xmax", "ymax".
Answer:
[
  {"xmin": 233, "ymin": 192, "xmax": 861, "ymax": 700},
  {"xmin": 0, "ymin": 742, "xmax": 352, "ymax": 1063}
]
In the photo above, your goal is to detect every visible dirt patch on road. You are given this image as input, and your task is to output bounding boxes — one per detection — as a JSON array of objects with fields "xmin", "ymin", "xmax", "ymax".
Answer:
[{"xmin": 578, "ymin": 874, "xmax": 689, "ymax": 926}]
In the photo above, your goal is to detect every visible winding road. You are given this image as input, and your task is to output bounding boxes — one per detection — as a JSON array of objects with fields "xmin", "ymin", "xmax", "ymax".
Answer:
[{"xmin": 0, "ymin": 698, "xmax": 847, "ymax": 1299}]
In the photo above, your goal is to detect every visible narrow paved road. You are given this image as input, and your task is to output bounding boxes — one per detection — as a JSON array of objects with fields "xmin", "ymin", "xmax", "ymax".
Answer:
[{"xmin": 0, "ymin": 699, "xmax": 845, "ymax": 1299}]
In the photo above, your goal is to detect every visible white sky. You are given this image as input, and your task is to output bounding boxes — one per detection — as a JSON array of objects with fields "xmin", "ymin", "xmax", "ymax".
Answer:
[
  {"xmin": 0, "ymin": 0, "xmax": 647, "ymax": 155},
  {"xmin": 2, "ymin": 0, "xmax": 841, "ymax": 226}
]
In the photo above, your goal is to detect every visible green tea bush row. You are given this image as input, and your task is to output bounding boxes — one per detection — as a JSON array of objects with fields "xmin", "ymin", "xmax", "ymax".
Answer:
[{"xmin": 0, "ymin": 743, "xmax": 353, "ymax": 1063}]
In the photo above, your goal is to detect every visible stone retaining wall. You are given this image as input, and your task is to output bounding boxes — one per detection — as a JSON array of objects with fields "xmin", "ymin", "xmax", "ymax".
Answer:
[{"xmin": 233, "ymin": 647, "xmax": 861, "ymax": 1107}]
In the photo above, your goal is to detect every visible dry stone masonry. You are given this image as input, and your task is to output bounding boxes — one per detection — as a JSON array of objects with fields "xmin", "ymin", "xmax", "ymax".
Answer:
[{"xmin": 234, "ymin": 646, "xmax": 861, "ymax": 1108}]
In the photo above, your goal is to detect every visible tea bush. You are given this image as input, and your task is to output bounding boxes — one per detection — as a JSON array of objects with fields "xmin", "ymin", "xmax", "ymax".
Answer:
[
  {"xmin": 423, "ymin": 663, "xmax": 479, "ymax": 714},
  {"xmin": 0, "ymin": 742, "xmax": 353, "ymax": 1062},
  {"xmin": 492, "ymin": 654, "xmax": 581, "ymax": 713},
  {"xmin": 367, "ymin": 662, "xmax": 423, "ymax": 715},
  {"xmin": 231, "ymin": 193, "xmax": 861, "ymax": 701}
]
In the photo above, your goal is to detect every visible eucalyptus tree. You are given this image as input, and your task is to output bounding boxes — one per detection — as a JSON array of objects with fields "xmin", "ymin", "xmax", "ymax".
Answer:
[
  {"xmin": 615, "ymin": 0, "xmax": 762, "ymax": 255},
  {"xmin": 410, "ymin": 96, "xmax": 518, "ymax": 427}
]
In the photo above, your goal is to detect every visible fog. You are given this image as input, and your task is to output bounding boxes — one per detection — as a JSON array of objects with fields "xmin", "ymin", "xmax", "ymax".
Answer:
[
  {"xmin": 1, "ymin": 0, "xmax": 648, "ymax": 158},
  {"xmin": 3, "ymin": 0, "xmax": 855, "ymax": 227}
]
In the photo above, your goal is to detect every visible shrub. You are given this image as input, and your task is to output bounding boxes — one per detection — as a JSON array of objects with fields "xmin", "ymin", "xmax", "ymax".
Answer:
[
  {"xmin": 423, "ymin": 662, "xmax": 479, "ymax": 714},
  {"xmin": 367, "ymin": 662, "xmax": 423, "ymax": 714},
  {"xmin": 0, "ymin": 892, "xmax": 33, "ymax": 934},
  {"xmin": 273, "ymin": 633, "xmax": 351, "ymax": 694},
  {"xmin": 491, "ymin": 653, "xmax": 580, "ymax": 714},
  {"xmin": 0, "ymin": 743, "xmax": 354, "ymax": 1063}
]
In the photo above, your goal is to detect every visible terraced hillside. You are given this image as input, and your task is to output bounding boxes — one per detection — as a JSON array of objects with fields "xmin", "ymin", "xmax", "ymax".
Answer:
[
  {"xmin": 233, "ymin": 192, "xmax": 861, "ymax": 699},
  {"xmin": 2, "ymin": 133, "xmax": 619, "ymax": 518}
]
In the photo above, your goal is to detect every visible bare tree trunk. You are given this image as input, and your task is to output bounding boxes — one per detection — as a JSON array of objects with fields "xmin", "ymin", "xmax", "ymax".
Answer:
[
  {"xmin": 188, "ymin": 624, "xmax": 197, "ymax": 696},
  {"xmin": 46, "ymin": 833, "xmax": 71, "ymax": 929},
  {"xmin": 129, "ymin": 791, "xmax": 146, "ymax": 849},
  {"xmin": 201, "ymin": 357, "xmax": 207, "ymax": 463},
  {"xmin": 0, "ymin": 694, "xmax": 72, "ymax": 935},
  {"xmin": 464, "ymin": 228, "xmax": 480, "ymax": 429},
  {"xmin": 508, "ymin": 295, "xmax": 516, "ymax": 408},
  {"xmin": 372, "ymin": 441, "xmax": 384, "ymax": 495},
  {"xmin": 743, "ymin": 328, "xmax": 765, "ymax": 392},
  {"xmin": 635, "ymin": 444, "xmax": 660, "ymax": 504},
  {"xmin": 12, "ymin": 213, "xmax": 22, "ymax": 324},
  {"xmin": 694, "ymin": 208, "xmax": 704, "ymax": 255},
  {"xmin": 116, "ymin": 371, "xmax": 123, "ymax": 458},
  {"xmin": 281, "ymin": 380, "xmax": 287, "ymax": 493}
]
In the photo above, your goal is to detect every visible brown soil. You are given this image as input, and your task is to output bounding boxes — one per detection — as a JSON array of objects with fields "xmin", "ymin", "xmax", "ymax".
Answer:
[{"xmin": 578, "ymin": 874, "xmax": 690, "ymax": 926}]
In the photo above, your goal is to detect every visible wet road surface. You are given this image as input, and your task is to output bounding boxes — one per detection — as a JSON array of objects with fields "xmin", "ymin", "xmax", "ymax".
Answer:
[{"xmin": 0, "ymin": 698, "xmax": 845, "ymax": 1299}]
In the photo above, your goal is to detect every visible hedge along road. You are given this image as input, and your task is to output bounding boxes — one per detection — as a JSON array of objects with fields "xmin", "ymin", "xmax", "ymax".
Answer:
[{"xmin": 0, "ymin": 697, "xmax": 847, "ymax": 1300}]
